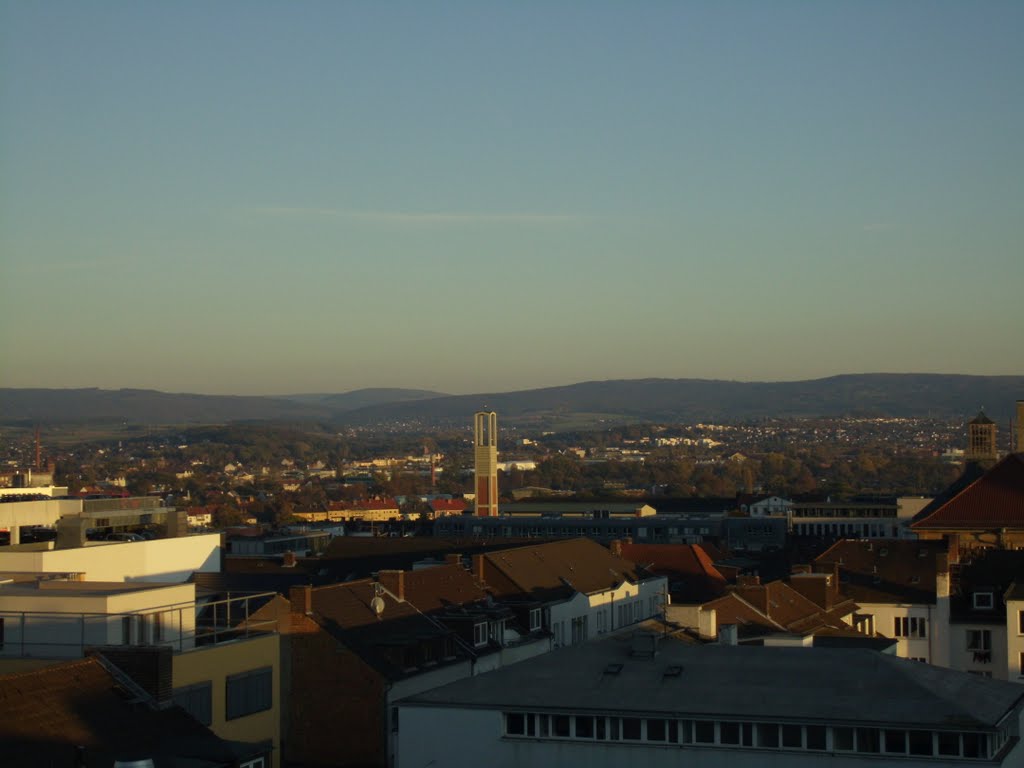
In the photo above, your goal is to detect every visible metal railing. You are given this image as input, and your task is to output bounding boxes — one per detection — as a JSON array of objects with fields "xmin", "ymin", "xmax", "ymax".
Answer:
[{"xmin": 0, "ymin": 591, "xmax": 279, "ymax": 658}]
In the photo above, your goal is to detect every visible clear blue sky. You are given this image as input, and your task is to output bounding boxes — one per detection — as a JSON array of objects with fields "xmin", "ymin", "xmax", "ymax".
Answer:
[{"xmin": 2, "ymin": 1, "xmax": 1021, "ymax": 396}]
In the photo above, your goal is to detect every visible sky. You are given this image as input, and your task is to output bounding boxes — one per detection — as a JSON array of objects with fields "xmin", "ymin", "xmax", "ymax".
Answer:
[{"xmin": 1, "ymin": 1, "xmax": 1022, "ymax": 396}]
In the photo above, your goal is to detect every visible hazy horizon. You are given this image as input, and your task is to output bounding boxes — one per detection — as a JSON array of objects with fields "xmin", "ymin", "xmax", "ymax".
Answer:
[
  {"xmin": 2, "ymin": 370, "xmax": 1022, "ymax": 400},
  {"xmin": 2, "ymin": 2, "xmax": 1022, "ymax": 396}
]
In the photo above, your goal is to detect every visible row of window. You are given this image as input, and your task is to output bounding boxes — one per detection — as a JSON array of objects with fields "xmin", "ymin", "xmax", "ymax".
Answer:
[
  {"xmin": 173, "ymin": 667, "xmax": 273, "ymax": 725},
  {"xmin": 502, "ymin": 713, "xmax": 1004, "ymax": 760}
]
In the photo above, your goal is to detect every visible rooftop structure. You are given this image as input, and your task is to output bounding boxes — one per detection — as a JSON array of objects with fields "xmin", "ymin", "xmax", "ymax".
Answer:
[
  {"xmin": 397, "ymin": 635, "xmax": 1024, "ymax": 767},
  {"xmin": 474, "ymin": 411, "xmax": 499, "ymax": 517}
]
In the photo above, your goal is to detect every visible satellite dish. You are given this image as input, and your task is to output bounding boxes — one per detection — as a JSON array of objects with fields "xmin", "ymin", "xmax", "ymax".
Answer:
[{"xmin": 370, "ymin": 596, "xmax": 385, "ymax": 616}]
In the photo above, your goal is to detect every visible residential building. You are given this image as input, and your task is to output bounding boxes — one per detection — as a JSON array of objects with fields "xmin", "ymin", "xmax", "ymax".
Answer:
[
  {"xmin": 396, "ymin": 636, "xmax": 1024, "ymax": 767},
  {"xmin": 911, "ymin": 453, "xmax": 1024, "ymax": 549},
  {"xmin": 474, "ymin": 538, "xmax": 668, "ymax": 648},
  {"xmin": 791, "ymin": 497, "xmax": 931, "ymax": 538},
  {"xmin": 813, "ymin": 539, "xmax": 950, "ymax": 665}
]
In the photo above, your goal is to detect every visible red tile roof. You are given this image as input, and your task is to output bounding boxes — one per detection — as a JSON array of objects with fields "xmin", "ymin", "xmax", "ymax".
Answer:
[
  {"xmin": 912, "ymin": 453, "xmax": 1024, "ymax": 530},
  {"xmin": 619, "ymin": 542, "xmax": 727, "ymax": 602},
  {"xmin": 429, "ymin": 498, "xmax": 468, "ymax": 513}
]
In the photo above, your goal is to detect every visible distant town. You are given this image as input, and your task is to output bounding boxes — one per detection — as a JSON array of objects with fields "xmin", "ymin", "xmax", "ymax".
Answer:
[{"xmin": 0, "ymin": 400, "xmax": 1023, "ymax": 767}]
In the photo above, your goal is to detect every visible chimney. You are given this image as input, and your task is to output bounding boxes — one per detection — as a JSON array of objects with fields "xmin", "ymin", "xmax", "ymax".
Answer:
[
  {"xmin": 290, "ymin": 585, "xmax": 313, "ymax": 615},
  {"xmin": 473, "ymin": 554, "xmax": 486, "ymax": 584},
  {"xmin": 736, "ymin": 574, "xmax": 761, "ymax": 588},
  {"xmin": 610, "ymin": 540, "xmax": 623, "ymax": 557},
  {"xmin": 378, "ymin": 570, "xmax": 405, "ymax": 601},
  {"xmin": 445, "ymin": 553, "xmax": 463, "ymax": 567},
  {"xmin": 718, "ymin": 624, "xmax": 738, "ymax": 646},
  {"xmin": 282, "ymin": 551, "xmax": 297, "ymax": 568}
]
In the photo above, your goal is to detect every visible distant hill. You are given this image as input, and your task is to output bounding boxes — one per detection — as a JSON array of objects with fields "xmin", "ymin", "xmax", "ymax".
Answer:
[
  {"xmin": 1, "ymin": 375, "xmax": 1020, "ymax": 428},
  {"xmin": 334, "ymin": 374, "xmax": 1024, "ymax": 427},
  {"xmin": 280, "ymin": 388, "xmax": 449, "ymax": 411},
  {"xmin": 0, "ymin": 388, "xmax": 332, "ymax": 425}
]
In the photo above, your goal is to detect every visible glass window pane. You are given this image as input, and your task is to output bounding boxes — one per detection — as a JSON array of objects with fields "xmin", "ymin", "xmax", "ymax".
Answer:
[
  {"xmin": 622, "ymin": 717, "xmax": 642, "ymax": 740},
  {"xmin": 506, "ymin": 713, "xmax": 525, "ymax": 735},
  {"xmin": 667, "ymin": 720, "xmax": 678, "ymax": 744},
  {"xmin": 647, "ymin": 718, "xmax": 666, "ymax": 742},
  {"xmin": 575, "ymin": 716, "xmax": 594, "ymax": 739},
  {"xmin": 806, "ymin": 725, "xmax": 826, "ymax": 751},
  {"xmin": 679, "ymin": 720, "xmax": 693, "ymax": 744},
  {"xmin": 553, "ymin": 715, "xmax": 571, "ymax": 738},
  {"xmin": 834, "ymin": 727, "xmax": 855, "ymax": 751},
  {"xmin": 694, "ymin": 721, "xmax": 715, "ymax": 743},
  {"xmin": 595, "ymin": 717, "xmax": 605, "ymax": 740},
  {"xmin": 758, "ymin": 723, "xmax": 779, "ymax": 748},
  {"xmin": 884, "ymin": 730, "xmax": 907, "ymax": 753},
  {"xmin": 938, "ymin": 732, "xmax": 960, "ymax": 756},
  {"xmin": 782, "ymin": 724, "xmax": 802, "ymax": 748},
  {"xmin": 720, "ymin": 721, "xmax": 741, "ymax": 745},
  {"xmin": 909, "ymin": 730, "xmax": 932, "ymax": 756},
  {"xmin": 962, "ymin": 732, "xmax": 983, "ymax": 758},
  {"xmin": 857, "ymin": 728, "xmax": 880, "ymax": 753}
]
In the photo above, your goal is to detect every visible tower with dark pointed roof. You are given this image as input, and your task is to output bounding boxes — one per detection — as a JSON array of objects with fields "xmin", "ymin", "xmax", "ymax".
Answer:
[{"xmin": 966, "ymin": 410, "xmax": 997, "ymax": 463}]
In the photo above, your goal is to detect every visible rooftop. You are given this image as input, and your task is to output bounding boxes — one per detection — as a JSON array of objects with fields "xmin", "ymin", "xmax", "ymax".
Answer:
[{"xmin": 401, "ymin": 634, "xmax": 1023, "ymax": 729}]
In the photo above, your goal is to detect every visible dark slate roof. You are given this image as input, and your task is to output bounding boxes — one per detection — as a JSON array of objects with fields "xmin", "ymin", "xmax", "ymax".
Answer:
[
  {"xmin": 912, "ymin": 453, "xmax": 1024, "ymax": 530},
  {"xmin": 814, "ymin": 539, "xmax": 944, "ymax": 605},
  {"xmin": 0, "ymin": 658, "xmax": 251, "ymax": 767},
  {"xmin": 305, "ymin": 580, "xmax": 462, "ymax": 681},
  {"xmin": 400, "ymin": 635, "xmax": 1023, "ymax": 729}
]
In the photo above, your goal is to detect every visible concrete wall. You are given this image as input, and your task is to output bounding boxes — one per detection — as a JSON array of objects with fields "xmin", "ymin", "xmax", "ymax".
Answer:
[
  {"xmin": 0, "ymin": 533, "xmax": 221, "ymax": 582},
  {"xmin": 1006, "ymin": 599, "xmax": 1024, "ymax": 683},
  {"xmin": 548, "ymin": 577, "xmax": 668, "ymax": 648},
  {"xmin": 173, "ymin": 633, "xmax": 281, "ymax": 768},
  {"xmin": 856, "ymin": 601, "xmax": 942, "ymax": 664}
]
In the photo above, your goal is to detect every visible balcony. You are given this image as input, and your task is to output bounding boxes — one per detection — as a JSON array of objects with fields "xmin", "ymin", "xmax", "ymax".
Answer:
[{"xmin": 0, "ymin": 591, "xmax": 279, "ymax": 659}]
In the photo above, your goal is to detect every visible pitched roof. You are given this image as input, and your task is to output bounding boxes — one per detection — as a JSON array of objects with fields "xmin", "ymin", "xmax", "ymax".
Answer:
[
  {"xmin": 429, "ymin": 498, "xmax": 467, "ymax": 513},
  {"xmin": 402, "ymin": 564, "xmax": 487, "ymax": 613},
  {"xmin": 483, "ymin": 538, "xmax": 647, "ymax": 601},
  {"xmin": 814, "ymin": 539, "xmax": 944, "ymax": 604},
  {"xmin": 970, "ymin": 410, "xmax": 995, "ymax": 425},
  {"xmin": 0, "ymin": 657, "xmax": 245, "ymax": 767},
  {"xmin": 732, "ymin": 579, "xmax": 854, "ymax": 635},
  {"xmin": 302, "ymin": 579, "xmax": 459, "ymax": 681},
  {"xmin": 619, "ymin": 542, "xmax": 727, "ymax": 602},
  {"xmin": 911, "ymin": 453, "xmax": 1024, "ymax": 530}
]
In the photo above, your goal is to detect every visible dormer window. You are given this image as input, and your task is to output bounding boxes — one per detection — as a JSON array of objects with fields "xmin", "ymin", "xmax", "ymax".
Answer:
[
  {"xmin": 473, "ymin": 622, "xmax": 488, "ymax": 647},
  {"xmin": 529, "ymin": 608, "xmax": 542, "ymax": 632},
  {"xmin": 973, "ymin": 592, "xmax": 994, "ymax": 610}
]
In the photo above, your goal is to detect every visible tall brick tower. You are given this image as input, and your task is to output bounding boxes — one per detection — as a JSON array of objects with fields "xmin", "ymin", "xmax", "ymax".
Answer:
[
  {"xmin": 966, "ymin": 410, "xmax": 997, "ymax": 463},
  {"xmin": 474, "ymin": 411, "xmax": 499, "ymax": 517}
]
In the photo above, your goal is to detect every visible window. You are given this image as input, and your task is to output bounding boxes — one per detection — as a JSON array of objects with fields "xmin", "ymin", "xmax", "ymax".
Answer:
[
  {"xmin": 574, "ymin": 715, "xmax": 594, "ymax": 738},
  {"xmin": 806, "ymin": 725, "xmax": 827, "ymax": 750},
  {"xmin": 552, "ymin": 715, "xmax": 571, "ymax": 738},
  {"xmin": 966, "ymin": 629, "xmax": 991, "ymax": 651},
  {"xmin": 622, "ymin": 718, "xmax": 642, "ymax": 740},
  {"xmin": 694, "ymin": 720, "xmax": 715, "ymax": 743},
  {"xmin": 173, "ymin": 681, "xmax": 212, "ymax": 726},
  {"xmin": 122, "ymin": 616, "xmax": 133, "ymax": 645},
  {"xmin": 782, "ymin": 724, "xmax": 802, "ymax": 748},
  {"xmin": 757, "ymin": 723, "xmax": 778, "ymax": 748},
  {"xmin": 646, "ymin": 718, "xmax": 666, "ymax": 742},
  {"xmin": 226, "ymin": 667, "xmax": 272, "ymax": 720},
  {"xmin": 529, "ymin": 608, "xmax": 541, "ymax": 632},
  {"xmin": 719, "ymin": 721, "xmax": 740, "ymax": 745},
  {"xmin": 893, "ymin": 616, "xmax": 927, "ymax": 638},
  {"xmin": 473, "ymin": 622, "xmax": 488, "ymax": 647},
  {"xmin": 909, "ymin": 730, "xmax": 933, "ymax": 756},
  {"xmin": 239, "ymin": 759, "xmax": 266, "ymax": 768},
  {"xmin": 1019, "ymin": 610, "xmax": 1024, "ymax": 634},
  {"xmin": 0, "ymin": 617, "xmax": 4, "ymax": 651},
  {"xmin": 884, "ymin": 729, "xmax": 907, "ymax": 753},
  {"xmin": 973, "ymin": 592, "xmax": 994, "ymax": 610},
  {"xmin": 834, "ymin": 727, "xmax": 855, "ymax": 751},
  {"xmin": 857, "ymin": 728, "xmax": 880, "ymax": 753}
]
